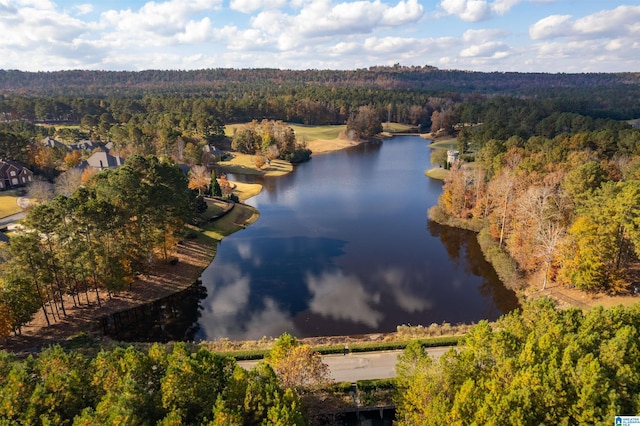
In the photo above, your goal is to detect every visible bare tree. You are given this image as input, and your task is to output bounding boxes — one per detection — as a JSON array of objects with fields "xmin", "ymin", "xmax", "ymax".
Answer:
[
  {"xmin": 27, "ymin": 177, "xmax": 54, "ymax": 205},
  {"xmin": 536, "ymin": 222, "xmax": 565, "ymax": 290},
  {"xmin": 54, "ymin": 168, "xmax": 83, "ymax": 197}
]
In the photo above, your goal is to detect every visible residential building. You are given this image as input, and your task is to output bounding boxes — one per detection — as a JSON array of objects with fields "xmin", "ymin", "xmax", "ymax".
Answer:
[
  {"xmin": 0, "ymin": 158, "xmax": 34, "ymax": 190},
  {"xmin": 77, "ymin": 147, "xmax": 124, "ymax": 171}
]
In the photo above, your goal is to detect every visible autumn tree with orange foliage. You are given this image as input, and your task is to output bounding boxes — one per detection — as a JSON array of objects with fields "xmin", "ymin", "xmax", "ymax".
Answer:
[{"xmin": 265, "ymin": 333, "xmax": 331, "ymax": 394}]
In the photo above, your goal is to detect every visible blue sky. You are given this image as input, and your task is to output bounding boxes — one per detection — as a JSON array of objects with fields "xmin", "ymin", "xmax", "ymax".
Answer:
[{"xmin": 1, "ymin": 0, "xmax": 639, "ymax": 72}]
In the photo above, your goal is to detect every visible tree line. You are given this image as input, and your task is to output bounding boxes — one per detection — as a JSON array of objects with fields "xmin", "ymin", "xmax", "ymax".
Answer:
[
  {"xmin": 0, "ymin": 155, "xmax": 195, "ymax": 336},
  {"xmin": 0, "ymin": 332, "xmax": 330, "ymax": 425},
  {"xmin": 1, "ymin": 67, "xmax": 638, "ymax": 97}
]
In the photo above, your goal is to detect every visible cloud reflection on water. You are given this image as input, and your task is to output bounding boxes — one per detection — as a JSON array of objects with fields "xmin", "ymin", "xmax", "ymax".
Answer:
[
  {"xmin": 306, "ymin": 270, "xmax": 383, "ymax": 328},
  {"xmin": 377, "ymin": 267, "xmax": 433, "ymax": 313},
  {"xmin": 197, "ymin": 263, "xmax": 299, "ymax": 340}
]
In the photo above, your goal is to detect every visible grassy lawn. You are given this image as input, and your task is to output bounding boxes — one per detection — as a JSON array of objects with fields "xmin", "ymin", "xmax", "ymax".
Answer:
[
  {"xmin": 225, "ymin": 123, "xmax": 346, "ymax": 142},
  {"xmin": 381, "ymin": 122, "xmax": 418, "ymax": 133},
  {"xmin": 287, "ymin": 124, "xmax": 345, "ymax": 141},
  {"xmin": 227, "ymin": 122, "xmax": 419, "ymax": 140},
  {"xmin": 218, "ymin": 153, "xmax": 293, "ymax": 177},
  {"xmin": 0, "ymin": 193, "xmax": 22, "ymax": 218},
  {"xmin": 428, "ymin": 138, "xmax": 458, "ymax": 150},
  {"xmin": 425, "ymin": 168, "xmax": 448, "ymax": 180},
  {"xmin": 200, "ymin": 203, "xmax": 259, "ymax": 241},
  {"xmin": 198, "ymin": 198, "xmax": 230, "ymax": 221},
  {"xmin": 232, "ymin": 182, "xmax": 262, "ymax": 201}
]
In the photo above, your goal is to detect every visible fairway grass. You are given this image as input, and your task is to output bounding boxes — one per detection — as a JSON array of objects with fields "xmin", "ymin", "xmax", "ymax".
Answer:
[
  {"xmin": 0, "ymin": 194, "xmax": 22, "ymax": 218},
  {"xmin": 428, "ymin": 138, "xmax": 458, "ymax": 150},
  {"xmin": 425, "ymin": 168, "xmax": 448, "ymax": 180},
  {"xmin": 381, "ymin": 122, "xmax": 418, "ymax": 133},
  {"xmin": 225, "ymin": 123, "xmax": 346, "ymax": 142},
  {"xmin": 288, "ymin": 124, "xmax": 346, "ymax": 141},
  {"xmin": 232, "ymin": 182, "xmax": 262, "ymax": 202},
  {"xmin": 201, "ymin": 203, "xmax": 259, "ymax": 241},
  {"xmin": 218, "ymin": 153, "xmax": 293, "ymax": 177}
]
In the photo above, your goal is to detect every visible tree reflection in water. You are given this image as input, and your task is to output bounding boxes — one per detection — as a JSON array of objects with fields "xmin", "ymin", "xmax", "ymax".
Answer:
[{"xmin": 427, "ymin": 220, "xmax": 520, "ymax": 317}]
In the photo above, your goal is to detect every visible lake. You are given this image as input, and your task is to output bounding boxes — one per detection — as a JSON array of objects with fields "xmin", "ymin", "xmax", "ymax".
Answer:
[{"xmin": 102, "ymin": 135, "xmax": 519, "ymax": 342}]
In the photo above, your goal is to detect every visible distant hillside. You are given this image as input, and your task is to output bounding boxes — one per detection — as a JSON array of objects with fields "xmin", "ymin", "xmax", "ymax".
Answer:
[{"xmin": 1, "ymin": 67, "xmax": 639, "ymax": 97}]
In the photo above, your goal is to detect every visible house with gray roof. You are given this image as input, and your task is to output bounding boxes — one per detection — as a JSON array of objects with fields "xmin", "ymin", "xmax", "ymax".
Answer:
[
  {"xmin": 41, "ymin": 136, "xmax": 68, "ymax": 149},
  {"xmin": 77, "ymin": 148, "xmax": 124, "ymax": 171},
  {"xmin": 69, "ymin": 140, "xmax": 100, "ymax": 152}
]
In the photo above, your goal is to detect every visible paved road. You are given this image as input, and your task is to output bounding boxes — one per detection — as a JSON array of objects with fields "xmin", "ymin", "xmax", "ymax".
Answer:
[
  {"xmin": 0, "ymin": 212, "xmax": 26, "ymax": 228},
  {"xmin": 238, "ymin": 346, "xmax": 452, "ymax": 382},
  {"xmin": 0, "ymin": 197, "xmax": 28, "ymax": 228}
]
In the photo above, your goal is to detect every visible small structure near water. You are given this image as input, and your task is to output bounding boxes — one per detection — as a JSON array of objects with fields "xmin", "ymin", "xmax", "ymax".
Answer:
[{"xmin": 446, "ymin": 150, "xmax": 459, "ymax": 167}]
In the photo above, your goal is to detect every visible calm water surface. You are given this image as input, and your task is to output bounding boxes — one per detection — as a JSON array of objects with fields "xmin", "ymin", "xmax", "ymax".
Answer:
[
  {"xmin": 193, "ymin": 135, "xmax": 518, "ymax": 340},
  {"xmin": 103, "ymin": 135, "xmax": 519, "ymax": 342}
]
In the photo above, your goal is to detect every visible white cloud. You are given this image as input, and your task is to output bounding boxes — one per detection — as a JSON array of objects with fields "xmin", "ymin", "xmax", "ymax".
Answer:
[
  {"xmin": 460, "ymin": 41, "xmax": 510, "ymax": 58},
  {"xmin": 573, "ymin": 5, "xmax": 640, "ymax": 37},
  {"xmin": 530, "ymin": 6, "xmax": 640, "ymax": 40},
  {"xmin": 439, "ymin": 0, "xmax": 491, "ymax": 22},
  {"xmin": 382, "ymin": 0, "xmax": 424, "ymax": 26},
  {"xmin": 230, "ymin": 0, "xmax": 287, "ymax": 14},
  {"xmin": 0, "ymin": 0, "xmax": 89, "ymax": 61},
  {"xmin": 490, "ymin": 0, "xmax": 521, "ymax": 15},
  {"xmin": 529, "ymin": 14, "xmax": 572, "ymax": 39},
  {"xmin": 176, "ymin": 17, "xmax": 214, "ymax": 43},
  {"xmin": 0, "ymin": 0, "xmax": 638, "ymax": 73},
  {"xmin": 462, "ymin": 28, "xmax": 509, "ymax": 43},
  {"xmin": 439, "ymin": 0, "xmax": 553, "ymax": 21},
  {"xmin": 101, "ymin": 0, "xmax": 222, "ymax": 38},
  {"xmin": 74, "ymin": 3, "xmax": 93, "ymax": 15},
  {"xmin": 289, "ymin": 0, "xmax": 423, "ymax": 40}
]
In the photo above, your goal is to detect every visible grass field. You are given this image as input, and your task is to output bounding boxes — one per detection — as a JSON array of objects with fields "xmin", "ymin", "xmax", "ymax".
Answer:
[
  {"xmin": 0, "ymin": 193, "xmax": 22, "ymax": 218},
  {"xmin": 232, "ymin": 182, "xmax": 262, "ymax": 201},
  {"xmin": 425, "ymin": 168, "xmax": 448, "ymax": 180},
  {"xmin": 428, "ymin": 138, "xmax": 458, "ymax": 150},
  {"xmin": 225, "ymin": 123, "xmax": 346, "ymax": 142},
  {"xmin": 382, "ymin": 122, "xmax": 418, "ymax": 133},
  {"xmin": 198, "ymin": 198, "xmax": 229, "ymax": 221},
  {"xmin": 217, "ymin": 153, "xmax": 293, "ymax": 177},
  {"xmin": 201, "ymin": 203, "xmax": 259, "ymax": 241},
  {"xmin": 288, "ymin": 124, "xmax": 345, "ymax": 141}
]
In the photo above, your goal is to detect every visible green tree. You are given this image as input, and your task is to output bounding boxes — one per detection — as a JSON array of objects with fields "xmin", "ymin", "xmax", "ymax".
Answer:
[
  {"xmin": 160, "ymin": 344, "xmax": 235, "ymax": 424},
  {"xmin": 346, "ymin": 105, "xmax": 382, "ymax": 139},
  {"xmin": 211, "ymin": 169, "xmax": 222, "ymax": 197}
]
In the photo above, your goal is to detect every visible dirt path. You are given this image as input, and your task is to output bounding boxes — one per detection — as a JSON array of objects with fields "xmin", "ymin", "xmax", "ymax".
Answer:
[
  {"xmin": 523, "ymin": 269, "xmax": 640, "ymax": 310},
  {"xmin": 0, "ymin": 238, "xmax": 215, "ymax": 353}
]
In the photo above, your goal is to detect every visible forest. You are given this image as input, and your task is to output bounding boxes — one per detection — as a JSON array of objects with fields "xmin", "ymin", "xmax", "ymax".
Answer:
[
  {"xmin": 395, "ymin": 298, "xmax": 640, "ymax": 425},
  {"xmin": 431, "ymin": 96, "xmax": 640, "ymax": 293}
]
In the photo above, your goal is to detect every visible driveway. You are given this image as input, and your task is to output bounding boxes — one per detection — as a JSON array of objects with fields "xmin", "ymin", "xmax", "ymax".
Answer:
[{"xmin": 0, "ymin": 212, "xmax": 26, "ymax": 228}]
